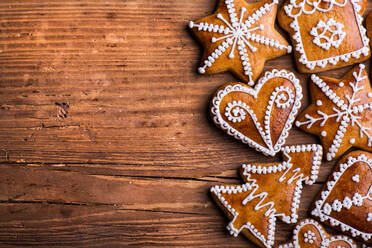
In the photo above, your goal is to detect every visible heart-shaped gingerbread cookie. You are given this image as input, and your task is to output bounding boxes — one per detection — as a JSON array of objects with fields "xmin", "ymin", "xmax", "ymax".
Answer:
[
  {"xmin": 311, "ymin": 150, "xmax": 372, "ymax": 244},
  {"xmin": 210, "ymin": 69, "xmax": 302, "ymax": 156}
]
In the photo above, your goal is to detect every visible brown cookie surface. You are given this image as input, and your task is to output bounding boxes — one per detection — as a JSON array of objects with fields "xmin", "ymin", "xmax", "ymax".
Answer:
[{"xmin": 367, "ymin": 11, "xmax": 372, "ymax": 46}]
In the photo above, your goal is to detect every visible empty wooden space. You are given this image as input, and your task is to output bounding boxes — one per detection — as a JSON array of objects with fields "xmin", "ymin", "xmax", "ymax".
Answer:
[{"xmin": 0, "ymin": 0, "xmax": 370, "ymax": 247}]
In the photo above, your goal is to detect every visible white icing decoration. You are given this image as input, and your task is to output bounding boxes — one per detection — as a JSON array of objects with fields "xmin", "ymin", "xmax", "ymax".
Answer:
[
  {"xmin": 339, "ymin": 82, "xmax": 345, "ymax": 87},
  {"xmin": 303, "ymin": 230, "xmax": 316, "ymax": 244},
  {"xmin": 283, "ymin": 0, "xmax": 370, "ymax": 70},
  {"xmin": 349, "ymin": 138, "xmax": 355, "ymax": 144},
  {"xmin": 316, "ymin": 100, "xmax": 323, "ymax": 106},
  {"xmin": 211, "ymin": 69, "xmax": 302, "ymax": 156},
  {"xmin": 321, "ymin": 131, "xmax": 327, "ymax": 137},
  {"xmin": 189, "ymin": 0, "xmax": 291, "ymax": 85},
  {"xmin": 367, "ymin": 213, "xmax": 372, "ymax": 222},
  {"xmin": 224, "ymin": 86, "xmax": 294, "ymax": 123},
  {"xmin": 351, "ymin": 174, "xmax": 359, "ymax": 183},
  {"xmin": 286, "ymin": 0, "xmax": 347, "ymax": 15},
  {"xmin": 311, "ymin": 152, "xmax": 372, "ymax": 242},
  {"xmin": 368, "ymin": 92, "xmax": 372, "ymax": 98},
  {"xmin": 352, "ymin": 192, "xmax": 364, "ymax": 206},
  {"xmin": 332, "ymin": 199, "xmax": 342, "ymax": 212},
  {"xmin": 278, "ymin": 219, "xmax": 357, "ymax": 248},
  {"xmin": 225, "ymin": 101, "xmax": 247, "ymax": 123},
  {"xmin": 310, "ymin": 18, "xmax": 345, "ymax": 50},
  {"xmin": 211, "ymin": 144, "xmax": 323, "ymax": 248},
  {"xmin": 275, "ymin": 87, "xmax": 294, "ymax": 109},
  {"xmin": 296, "ymin": 64, "xmax": 372, "ymax": 161}
]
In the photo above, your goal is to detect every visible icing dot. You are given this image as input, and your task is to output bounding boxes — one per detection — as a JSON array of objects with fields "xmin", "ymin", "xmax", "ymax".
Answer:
[
  {"xmin": 368, "ymin": 92, "xmax": 372, "ymax": 98},
  {"xmin": 339, "ymin": 82, "xmax": 344, "ymax": 87},
  {"xmin": 316, "ymin": 100, "xmax": 322, "ymax": 106},
  {"xmin": 367, "ymin": 213, "xmax": 372, "ymax": 222},
  {"xmin": 321, "ymin": 131, "xmax": 327, "ymax": 137},
  {"xmin": 349, "ymin": 138, "xmax": 355, "ymax": 144},
  {"xmin": 198, "ymin": 67, "xmax": 205, "ymax": 74},
  {"xmin": 352, "ymin": 174, "xmax": 359, "ymax": 183}
]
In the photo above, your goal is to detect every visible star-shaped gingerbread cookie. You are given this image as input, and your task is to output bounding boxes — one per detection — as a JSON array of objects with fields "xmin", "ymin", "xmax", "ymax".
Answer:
[
  {"xmin": 296, "ymin": 64, "xmax": 372, "ymax": 161},
  {"xmin": 188, "ymin": 0, "xmax": 292, "ymax": 86}
]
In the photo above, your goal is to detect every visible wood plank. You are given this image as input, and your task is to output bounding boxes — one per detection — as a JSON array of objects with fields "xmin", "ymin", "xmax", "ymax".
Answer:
[
  {"xmin": 0, "ymin": 0, "xmax": 371, "ymax": 246},
  {"xmin": 0, "ymin": 163, "xmax": 322, "ymax": 247},
  {"xmin": 0, "ymin": 203, "xmax": 293, "ymax": 247}
]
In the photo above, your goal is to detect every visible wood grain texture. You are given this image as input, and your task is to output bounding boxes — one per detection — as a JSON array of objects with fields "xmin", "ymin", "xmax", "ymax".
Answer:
[{"xmin": 0, "ymin": 0, "xmax": 370, "ymax": 247}]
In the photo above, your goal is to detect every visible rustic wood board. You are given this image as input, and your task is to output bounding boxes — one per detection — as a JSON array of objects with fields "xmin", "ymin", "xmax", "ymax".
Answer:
[{"xmin": 0, "ymin": 0, "xmax": 370, "ymax": 247}]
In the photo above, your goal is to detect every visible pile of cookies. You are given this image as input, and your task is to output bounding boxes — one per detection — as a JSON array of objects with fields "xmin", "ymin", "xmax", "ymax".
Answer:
[{"xmin": 188, "ymin": 0, "xmax": 371, "ymax": 247}]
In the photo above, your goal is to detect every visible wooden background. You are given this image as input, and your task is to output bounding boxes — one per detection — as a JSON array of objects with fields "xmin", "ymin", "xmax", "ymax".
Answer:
[{"xmin": 0, "ymin": 0, "xmax": 370, "ymax": 247}]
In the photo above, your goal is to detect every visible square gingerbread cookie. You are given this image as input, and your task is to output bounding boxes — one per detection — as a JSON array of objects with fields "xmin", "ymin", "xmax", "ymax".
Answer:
[{"xmin": 278, "ymin": 0, "xmax": 370, "ymax": 73}]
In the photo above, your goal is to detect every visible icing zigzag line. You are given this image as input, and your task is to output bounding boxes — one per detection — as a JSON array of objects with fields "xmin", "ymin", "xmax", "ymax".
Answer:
[{"xmin": 211, "ymin": 144, "xmax": 322, "ymax": 248}]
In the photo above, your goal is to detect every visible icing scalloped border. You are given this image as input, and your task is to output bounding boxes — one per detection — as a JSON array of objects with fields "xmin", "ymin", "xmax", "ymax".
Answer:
[
  {"xmin": 210, "ymin": 69, "xmax": 303, "ymax": 156},
  {"xmin": 283, "ymin": 0, "xmax": 370, "ymax": 70},
  {"xmin": 211, "ymin": 144, "xmax": 322, "ymax": 248},
  {"xmin": 311, "ymin": 152, "xmax": 372, "ymax": 242}
]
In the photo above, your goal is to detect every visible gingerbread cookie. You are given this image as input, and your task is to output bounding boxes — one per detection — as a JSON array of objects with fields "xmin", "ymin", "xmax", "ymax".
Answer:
[
  {"xmin": 211, "ymin": 69, "xmax": 302, "ymax": 156},
  {"xmin": 278, "ymin": 0, "xmax": 370, "ymax": 73},
  {"xmin": 366, "ymin": 11, "xmax": 372, "ymax": 47},
  {"xmin": 296, "ymin": 64, "xmax": 372, "ymax": 161},
  {"xmin": 188, "ymin": 0, "xmax": 291, "ymax": 85},
  {"xmin": 210, "ymin": 144, "xmax": 323, "ymax": 248},
  {"xmin": 311, "ymin": 150, "xmax": 372, "ymax": 244},
  {"xmin": 278, "ymin": 219, "xmax": 357, "ymax": 248}
]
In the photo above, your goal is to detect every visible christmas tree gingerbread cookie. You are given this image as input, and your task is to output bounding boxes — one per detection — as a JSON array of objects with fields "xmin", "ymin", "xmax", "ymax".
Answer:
[
  {"xmin": 211, "ymin": 69, "xmax": 302, "ymax": 156},
  {"xmin": 278, "ymin": 0, "xmax": 370, "ymax": 73},
  {"xmin": 296, "ymin": 64, "xmax": 372, "ymax": 161},
  {"xmin": 311, "ymin": 150, "xmax": 372, "ymax": 244},
  {"xmin": 210, "ymin": 144, "xmax": 323, "ymax": 248},
  {"xmin": 188, "ymin": 0, "xmax": 292, "ymax": 86},
  {"xmin": 278, "ymin": 219, "xmax": 357, "ymax": 248}
]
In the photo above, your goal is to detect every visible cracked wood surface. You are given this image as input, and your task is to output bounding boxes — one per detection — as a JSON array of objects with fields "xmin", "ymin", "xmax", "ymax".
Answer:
[{"xmin": 0, "ymin": 0, "xmax": 371, "ymax": 247}]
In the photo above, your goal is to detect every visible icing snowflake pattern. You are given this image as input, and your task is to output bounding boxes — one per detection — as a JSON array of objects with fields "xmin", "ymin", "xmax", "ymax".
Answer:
[
  {"xmin": 296, "ymin": 64, "xmax": 372, "ymax": 161},
  {"xmin": 189, "ymin": 0, "xmax": 291, "ymax": 85},
  {"xmin": 310, "ymin": 18, "xmax": 345, "ymax": 50}
]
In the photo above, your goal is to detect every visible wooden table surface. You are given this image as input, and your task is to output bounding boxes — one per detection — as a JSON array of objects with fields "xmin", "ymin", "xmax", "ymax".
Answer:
[{"xmin": 0, "ymin": 0, "xmax": 371, "ymax": 247}]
